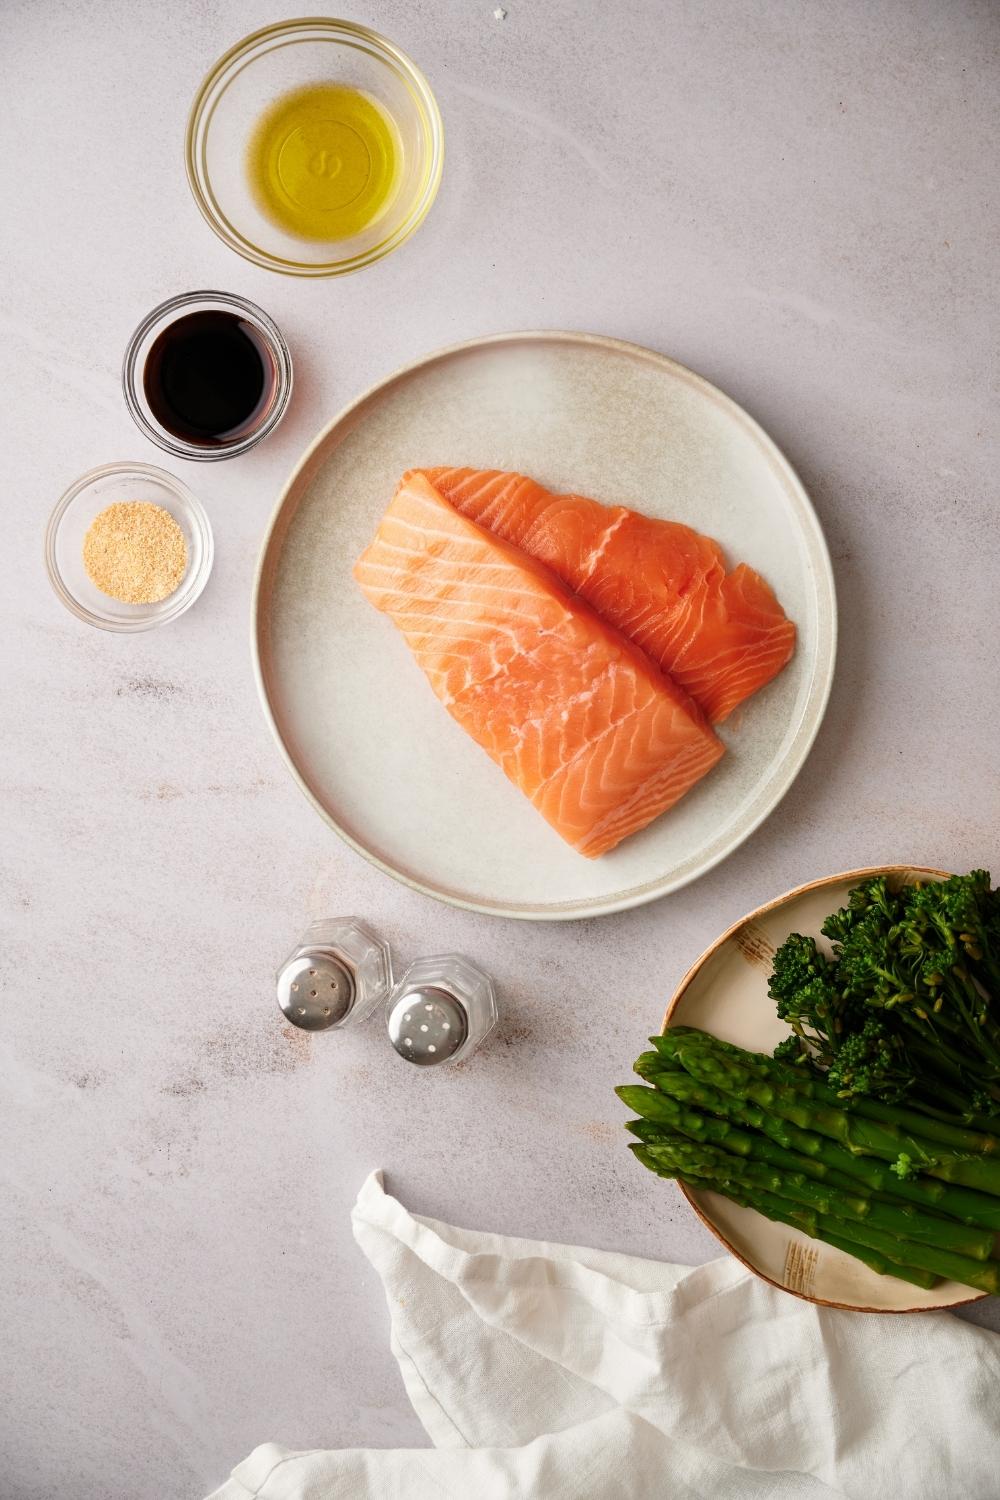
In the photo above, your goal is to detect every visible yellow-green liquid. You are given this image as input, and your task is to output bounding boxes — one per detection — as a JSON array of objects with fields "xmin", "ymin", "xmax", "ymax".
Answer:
[{"xmin": 247, "ymin": 84, "xmax": 402, "ymax": 242}]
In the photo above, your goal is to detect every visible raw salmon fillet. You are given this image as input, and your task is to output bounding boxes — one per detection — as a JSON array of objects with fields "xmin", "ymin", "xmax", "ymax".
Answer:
[
  {"xmin": 354, "ymin": 474, "xmax": 724, "ymax": 857},
  {"xmin": 417, "ymin": 467, "xmax": 796, "ymax": 723}
]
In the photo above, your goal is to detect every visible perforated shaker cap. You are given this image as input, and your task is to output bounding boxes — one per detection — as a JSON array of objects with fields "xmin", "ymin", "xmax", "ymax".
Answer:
[
  {"xmin": 277, "ymin": 950, "xmax": 356, "ymax": 1031},
  {"xmin": 387, "ymin": 985, "xmax": 469, "ymax": 1064}
]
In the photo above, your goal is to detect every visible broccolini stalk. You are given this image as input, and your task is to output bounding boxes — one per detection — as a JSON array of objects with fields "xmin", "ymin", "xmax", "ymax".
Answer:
[{"xmin": 904, "ymin": 1090, "xmax": 1000, "ymax": 1138}]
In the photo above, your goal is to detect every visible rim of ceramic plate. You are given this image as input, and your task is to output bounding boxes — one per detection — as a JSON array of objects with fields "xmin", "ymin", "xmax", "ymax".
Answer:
[{"xmin": 251, "ymin": 329, "xmax": 837, "ymax": 920}]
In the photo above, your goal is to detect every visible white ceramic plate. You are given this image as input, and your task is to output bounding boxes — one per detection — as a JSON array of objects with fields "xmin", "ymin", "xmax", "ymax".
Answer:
[
  {"xmin": 253, "ymin": 332, "xmax": 836, "ymax": 919},
  {"xmin": 662, "ymin": 865, "xmax": 986, "ymax": 1312}
]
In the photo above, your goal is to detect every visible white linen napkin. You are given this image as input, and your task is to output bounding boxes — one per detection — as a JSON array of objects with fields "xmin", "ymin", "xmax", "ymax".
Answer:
[{"xmin": 206, "ymin": 1170, "xmax": 1000, "ymax": 1499}]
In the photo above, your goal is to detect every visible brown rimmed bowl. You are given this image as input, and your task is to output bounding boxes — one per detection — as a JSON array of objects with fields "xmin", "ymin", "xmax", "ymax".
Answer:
[{"xmin": 660, "ymin": 865, "xmax": 987, "ymax": 1313}]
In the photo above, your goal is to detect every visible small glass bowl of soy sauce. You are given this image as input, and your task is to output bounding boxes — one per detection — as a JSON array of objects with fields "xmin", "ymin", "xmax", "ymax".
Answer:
[{"xmin": 122, "ymin": 290, "xmax": 292, "ymax": 460}]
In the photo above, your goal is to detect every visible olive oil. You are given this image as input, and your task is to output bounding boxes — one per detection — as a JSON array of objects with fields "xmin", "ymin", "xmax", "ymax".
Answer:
[{"xmin": 247, "ymin": 84, "xmax": 402, "ymax": 242}]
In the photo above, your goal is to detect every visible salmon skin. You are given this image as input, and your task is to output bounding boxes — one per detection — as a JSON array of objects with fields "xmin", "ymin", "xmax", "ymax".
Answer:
[
  {"xmin": 354, "ymin": 474, "xmax": 724, "ymax": 858},
  {"xmin": 418, "ymin": 467, "xmax": 795, "ymax": 723}
]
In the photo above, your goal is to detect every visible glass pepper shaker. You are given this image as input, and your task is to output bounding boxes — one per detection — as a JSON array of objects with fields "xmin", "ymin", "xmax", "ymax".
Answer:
[
  {"xmin": 386, "ymin": 954, "xmax": 498, "ymax": 1066},
  {"xmin": 277, "ymin": 918, "xmax": 393, "ymax": 1031}
]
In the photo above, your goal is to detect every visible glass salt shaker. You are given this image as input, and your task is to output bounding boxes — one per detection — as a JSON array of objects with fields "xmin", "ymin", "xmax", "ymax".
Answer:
[
  {"xmin": 386, "ymin": 954, "xmax": 498, "ymax": 1066},
  {"xmin": 277, "ymin": 918, "xmax": 393, "ymax": 1031}
]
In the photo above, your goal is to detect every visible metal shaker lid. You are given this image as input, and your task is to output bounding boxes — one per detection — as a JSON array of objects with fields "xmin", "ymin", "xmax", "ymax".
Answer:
[
  {"xmin": 387, "ymin": 985, "xmax": 469, "ymax": 1064},
  {"xmin": 277, "ymin": 950, "xmax": 356, "ymax": 1030}
]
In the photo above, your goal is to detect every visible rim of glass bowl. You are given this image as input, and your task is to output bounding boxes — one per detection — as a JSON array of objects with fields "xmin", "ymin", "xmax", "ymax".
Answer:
[
  {"xmin": 45, "ymin": 461, "xmax": 215, "ymax": 633},
  {"xmin": 184, "ymin": 18, "xmax": 445, "ymax": 278},
  {"xmin": 122, "ymin": 290, "xmax": 293, "ymax": 461}
]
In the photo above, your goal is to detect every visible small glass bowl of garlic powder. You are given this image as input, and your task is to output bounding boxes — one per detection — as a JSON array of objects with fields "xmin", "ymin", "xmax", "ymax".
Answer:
[{"xmin": 46, "ymin": 462, "xmax": 213, "ymax": 631}]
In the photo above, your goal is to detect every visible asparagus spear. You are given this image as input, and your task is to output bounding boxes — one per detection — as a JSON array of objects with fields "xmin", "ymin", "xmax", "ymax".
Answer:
[
  {"xmin": 630, "ymin": 1143, "xmax": 1000, "ymax": 1294},
  {"xmin": 622, "ymin": 1107, "xmax": 1000, "ymax": 1234},
  {"xmin": 820, "ymin": 1231, "xmax": 938, "ymax": 1291},
  {"xmin": 633, "ymin": 1063, "xmax": 1000, "ymax": 1228},
  {"xmin": 621, "ymin": 1093, "xmax": 924, "ymax": 1204},
  {"xmin": 624, "ymin": 1111, "xmax": 948, "ymax": 1231},
  {"xmin": 807, "ymin": 1212, "xmax": 1000, "ymax": 1294},
  {"xmin": 659, "ymin": 1029, "xmax": 1000, "ymax": 1155},
  {"xmin": 669, "ymin": 1039, "xmax": 1000, "ymax": 1196},
  {"xmin": 639, "ymin": 1137, "xmax": 996, "ymax": 1260},
  {"xmin": 629, "ymin": 1145, "xmax": 937, "ymax": 1291}
]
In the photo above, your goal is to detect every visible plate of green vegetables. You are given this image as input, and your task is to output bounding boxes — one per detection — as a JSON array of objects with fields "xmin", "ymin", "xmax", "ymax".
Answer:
[{"xmin": 618, "ymin": 866, "xmax": 1000, "ymax": 1310}]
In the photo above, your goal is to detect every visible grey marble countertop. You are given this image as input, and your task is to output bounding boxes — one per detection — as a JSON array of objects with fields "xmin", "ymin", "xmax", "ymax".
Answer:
[{"xmin": 3, "ymin": 1, "xmax": 999, "ymax": 1495}]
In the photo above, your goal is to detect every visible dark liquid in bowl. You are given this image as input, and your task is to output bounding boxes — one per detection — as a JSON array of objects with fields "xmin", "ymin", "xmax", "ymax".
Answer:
[{"xmin": 143, "ymin": 310, "xmax": 276, "ymax": 446}]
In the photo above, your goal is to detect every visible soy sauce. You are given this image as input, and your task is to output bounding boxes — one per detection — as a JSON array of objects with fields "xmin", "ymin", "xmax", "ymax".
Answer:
[{"xmin": 142, "ymin": 310, "xmax": 276, "ymax": 447}]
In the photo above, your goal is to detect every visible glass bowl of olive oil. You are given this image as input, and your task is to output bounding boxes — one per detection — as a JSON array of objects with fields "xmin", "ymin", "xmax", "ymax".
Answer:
[{"xmin": 186, "ymin": 19, "xmax": 444, "ymax": 277}]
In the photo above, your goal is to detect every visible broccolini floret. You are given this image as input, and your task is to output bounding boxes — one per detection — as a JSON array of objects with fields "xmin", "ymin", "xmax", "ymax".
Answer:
[
  {"xmin": 825, "ymin": 1015, "xmax": 912, "ymax": 1102},
  {"xmin": 768, "ymin": 871, "xmax": 1000, "ymax": 1116}
]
